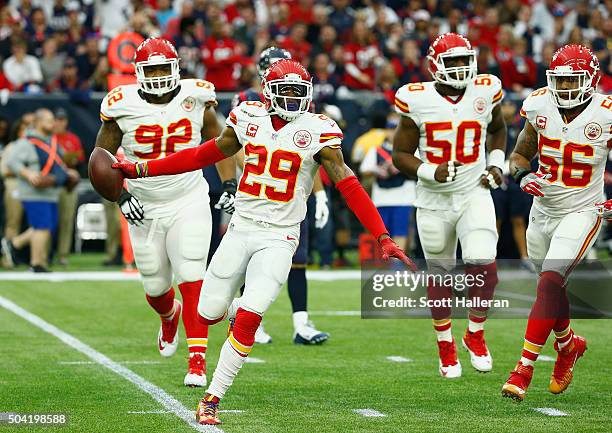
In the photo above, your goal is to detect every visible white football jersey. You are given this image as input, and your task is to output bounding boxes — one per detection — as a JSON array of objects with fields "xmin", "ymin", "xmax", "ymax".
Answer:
[
  {"xmin": 394, "ymin": 75, "xmax": 503, "ymax": 202},
  {"xmin": 100, "ymin": 79, "xmax": 216, "ymax": 218},
  {"xmin": 520, "ymin": 89, "xmax": 612, "ymax": 217},
  {"xmin": 227, "ymin": 101, "xmax": 343, "ymax": 226}
]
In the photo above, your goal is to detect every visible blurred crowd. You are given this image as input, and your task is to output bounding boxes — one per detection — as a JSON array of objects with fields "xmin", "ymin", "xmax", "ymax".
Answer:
[{"xmin": 0, "ymin": 0, "xmax": 610, "ymax": 101}]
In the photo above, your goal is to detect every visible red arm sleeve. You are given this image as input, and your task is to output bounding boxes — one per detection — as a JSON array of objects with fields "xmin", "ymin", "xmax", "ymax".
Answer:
[
  {"xmin": 335, "ymin": 175, "xmax": 388, "ymax": 240},
  {"xmin": 146, "ymin": 138, "xmax": 226, "ymax": 176}
]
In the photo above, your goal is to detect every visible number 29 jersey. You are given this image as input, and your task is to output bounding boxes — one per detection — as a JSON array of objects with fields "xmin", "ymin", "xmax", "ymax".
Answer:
[
  {"xmin": 100, "ymin": 79, "xmax": 216, "ymax": 218},
  {"xmin": 227, "ymin": 101, "xmax": 343, "ymax": 226},
  {"xmin": 394, "ymin": 75, "xmax": 503, "ymax": 202},
  {"xmin": 520, "ymin": 89, "xmax": 612, "ymax": 218}
]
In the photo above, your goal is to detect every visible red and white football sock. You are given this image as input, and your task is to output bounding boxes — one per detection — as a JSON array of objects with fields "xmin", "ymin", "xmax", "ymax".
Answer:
[
  {"xmin": 178, "ymin": 281, "xmax": 208, "ymax": 355},
  {"xmin": 146, "ymin": 287, "xmax": 177, "ymax": 319},
  {"xmin": 553, "ymin": 286, "xmax": 573, "ymax": 350},
  {"xmin": 433, "ymin": 318, "xmax": 452, "ymax": 342},
  {"xmin": 428, "ymin": 280, "xmax": 453, "ymax": 341},
  {"xmin": 206, "ymin": 308, "xmax": 261, "ymax": 399},
  {"xmin": 465, "ymin": 262, "xmax": 498, "ymax": 333}
]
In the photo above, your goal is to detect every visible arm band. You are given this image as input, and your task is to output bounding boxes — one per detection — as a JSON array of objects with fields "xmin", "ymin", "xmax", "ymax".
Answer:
[
  {"xmin": 487, "ymin": 149, "xmax": 506, "ymax": 171},
  {"xmin": 416, "ymin": 163, "xmax": 437, "ymax": 182}
]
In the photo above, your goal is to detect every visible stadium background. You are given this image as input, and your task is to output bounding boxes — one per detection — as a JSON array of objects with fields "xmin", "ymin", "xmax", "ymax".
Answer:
[{"xmin": 0, "ymin": 0, "xmax": 610, "ymax": 265}]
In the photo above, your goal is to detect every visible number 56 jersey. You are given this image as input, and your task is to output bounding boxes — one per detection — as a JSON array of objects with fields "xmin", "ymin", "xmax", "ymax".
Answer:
[
  {"xmin": 100, "ymin": 79, "xmax": 216, "ymax": 218},
  {"xmin": 520, "ymin": 89, "xmax": 612, "ymax": 217},
  {"xmin": 227, "ymin": 101, "xmax": 343, "ymax": 226},
  {"xmin": 394, "ymin": 75, "xmax": 503, "ymax": 203}
]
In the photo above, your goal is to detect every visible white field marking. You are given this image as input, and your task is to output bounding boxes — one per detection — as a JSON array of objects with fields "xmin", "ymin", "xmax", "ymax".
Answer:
[
  {"xmin": 60, "ymin": 360, "xmax": 162, "ymax": 365},
  {"xmin": 386, "ymin": 356, "xmax": 413, "ymax": 363},
  {"xmin": 0, "ymin": 295, "xmax": 223, "ymax": 433},
  {"xmin": 309, "ymin": 310, "xmax": 360, "ymax": 316},
  {"xmin": 219, "ymin": 410, "xmax": 244, "ymax": 414},
  {"xmin": 534, "ymin": 408, "xmax": 569, "ymax": 417},
  {"xmin": 128, "ymin": 410, "xmax": 244, "ymax": 415},
  {"xmin": 353, "ymin": 409, "xmax": 386, "ymax": 417},
  {"xmin": 245, "ymin": 357, "xmax": 265, "ymax": 364},
  {"xmin": 537, "ymin": 355, "xmax": 556, "ymax": 362}
]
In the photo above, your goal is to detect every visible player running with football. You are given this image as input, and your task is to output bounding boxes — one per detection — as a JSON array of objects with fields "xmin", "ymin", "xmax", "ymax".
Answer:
[
  {"xmin": 229, "ymin": 46, "xmax": 331, "ymax": 345},
  {"xmin": 113, "ymin": 59, "xmax": 415, "ymax": 424},
  {"xmin": 501, "ymin": 44, "xmax": 612, "ymax": 401},
  {"xmin": 94, "ymin": 38, "xmax": 236, "ymax": 387},
  {"xmin": 392, "ymin": 33, "xmax": 507, "ymax": 378}
]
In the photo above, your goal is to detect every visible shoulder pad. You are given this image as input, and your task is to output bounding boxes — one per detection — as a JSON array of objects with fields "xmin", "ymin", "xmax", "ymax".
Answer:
[
  {"xmin": 100, "ymin": 85, "xmax": 139, "ymax": 121},
  {"xmin": 520, "ymin": 87, "xmax": 549, "ymax": 119},
  {"xmin": 394, "ymin": 82, "xmax": 429, "ymax": 115}
]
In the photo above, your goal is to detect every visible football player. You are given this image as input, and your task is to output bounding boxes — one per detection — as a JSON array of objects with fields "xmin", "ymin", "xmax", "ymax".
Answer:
[
  {"xmin": 502, "ymin": 44, "xmax": 612, "ymax": 401},
  {"xmin": 229, "ymin": 46, "xmax": 331, "ymax": 345},
  {"xmin": 113, "ymin": 59, "xmax": 415, "ymax": 424},
  {"xmin": 392, "ymin": 33, "xmax": 507, "ymax": 378},
  {"xmin": 94, "ymin": 38, "xmax": 236, "ymax": 387}
]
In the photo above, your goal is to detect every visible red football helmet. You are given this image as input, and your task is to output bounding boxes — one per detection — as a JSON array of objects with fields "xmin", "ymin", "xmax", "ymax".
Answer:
[
  {"xmin": 262, "ymin": 59, "xmax": 312, "ymax": 121},
  {"xmin": 427, "ymin": 33, "xmax": 477, "ymax": 89},
  {"xmin": 547, "ymin": 44, "xmax": 600, "ymax": 109},
  {"xmin": 134, "ymin": 38, "xmax": 180, "ymax": 96}
]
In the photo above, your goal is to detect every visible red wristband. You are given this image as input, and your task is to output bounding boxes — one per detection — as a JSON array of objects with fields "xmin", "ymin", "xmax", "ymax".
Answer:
[
  {"xmin": 335, "ymin": 175, "xmax": 388, "ymax": 240},
  {"xmin": 147, "ymin": 138, "xmax": 225, "ymax": 176}
]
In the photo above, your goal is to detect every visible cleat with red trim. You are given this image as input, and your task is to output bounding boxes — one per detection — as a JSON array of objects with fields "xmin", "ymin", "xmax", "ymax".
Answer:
[
  {"xmin": 158, "ymin": 300, "xmax": 181, "ymax": 357},
  {"xmin": 437, "ymin": 339, "xmax": 462, "ymax": 378},
  {"xmin": 184, "ymin": 353, "xmax": 207, "ymax": 387},
  {"xmin": 462, "ymin": 330, "xmax": 493, "ymax": 372},
  {"xmin": 549, "ymin": 335, "xmax": 587, "ymax": 394},
  {"xmin": 196, "ymin": 394, "xmax": 222, "ymax": 425},
  {"xmin": 502, "ymin": 361, "xmax": 534, "ymax": 401}
]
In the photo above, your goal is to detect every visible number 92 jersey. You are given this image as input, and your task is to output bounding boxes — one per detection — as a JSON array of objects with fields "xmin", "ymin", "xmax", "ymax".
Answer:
[
  {"xmin": 227, "ymin": 101, "xmax": 343, "ymax": 226},
  {"xmin": 100, "ymin": 79, "xmax": 216, "ymax": 218},
  {"xmin": 520, "ymin": 89, "xmax": 612, "ymax": 217},
  {"xmin": 394, "ymin": 75, "xmax": 503, "ymax": 198}
]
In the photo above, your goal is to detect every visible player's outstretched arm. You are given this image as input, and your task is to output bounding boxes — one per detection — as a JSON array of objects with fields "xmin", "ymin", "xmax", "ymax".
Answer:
[
  {"xmin": 481, "ymin": 104, "xmax": 507, "ymax": 189},
  {"xmin": 113, "ymin": 126, "xmax": 242, "ymax": 179},
  {"xmin": 510, "ymin": 121, "xmax": 549, "ymax": 197},
  {"xmin": 318, "ymin": 146, "xmax": 417, "ymax": 270},
  {"xmin": 94, "ymin": 120, "xmax": 123, "ymax": 154},
  {"xmin": 392, "ymin": 116, "xmax": 462, "ymax": 183}
]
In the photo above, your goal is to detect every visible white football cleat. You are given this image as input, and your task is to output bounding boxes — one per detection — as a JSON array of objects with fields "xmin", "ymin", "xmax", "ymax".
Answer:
[
  {"xmin": 254, "ymin": 324, "xmax": 272, "ymax": 344},
  {"xmin": 294, "ymin": 320, "xmax": 329, "ymax": 345},
  {"xmin": 462, "ymin": 330, "xmax": 493, "ymax": 372},
  {"xmin": 158, "ymin": 300, "xmax": 181, "ymax": 357},
  {"xmin": 184, "ymin": 353, "xmax": 207, "ymax": 387},
  {"xmin": 437, "ymin": 339, "xmax": 462, "ymax": 378}
]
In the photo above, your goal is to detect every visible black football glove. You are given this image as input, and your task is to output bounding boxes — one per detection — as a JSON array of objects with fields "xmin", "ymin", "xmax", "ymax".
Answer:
[
  {"xmin": 215, "ymin": 179, "xmax": 237, "ymax": 214},
  {"xmin": 118, "ymin": 189, "xmax": 145, "ymax": 225}
]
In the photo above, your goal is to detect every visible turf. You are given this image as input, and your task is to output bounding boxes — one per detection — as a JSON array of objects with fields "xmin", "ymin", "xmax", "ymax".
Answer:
[{"xmin": 0, "ymin": 277, "xmax": 610, "ymax": 433}]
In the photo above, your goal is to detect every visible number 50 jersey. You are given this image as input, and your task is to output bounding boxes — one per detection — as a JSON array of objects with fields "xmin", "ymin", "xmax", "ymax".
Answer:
[
  {"xmin": 394, "ymin": 75, "xmax": 503, "ymax": 199},
  {"xmin": 227, "ymin": 101, "xmax": 343, "ymax": 226},
  {"xmin": 520, "ymin": 88, "xmax": 612, "ymax": 217},
  {"xmin": 100, "ymin": 79, "xmax": 216, "ymax": 218}
]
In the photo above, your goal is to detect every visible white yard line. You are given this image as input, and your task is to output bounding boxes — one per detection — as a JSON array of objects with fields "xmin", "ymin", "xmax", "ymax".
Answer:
[
  {"xmin": 353, "ymin": 409, "xmax": 386, "ymax": 417},
  {"xmin": 386, "ymin": 356, "xmax": 412, "ymax": 363},
  {"xmin": 245, "ymin": 357, "xmax": 265, "ymax": 364},
  {"xmin": 128, "ymin": 410, "xmax": 244, "ymax": 415},
  {"xmin": 60, "ymin": 360, "xmax": 162, "ymax": 365},
  {"xmin": 534, "ymin": 407, "xmax": 569, "ymax": 417},
  {"xmin": 537, "ymin": 355, "xmax": 556, "ymax": 362},
  {"xmin": 0, "ymin": 295, "xmax": 223, "ymax": 433},
  {"xmin": 309, "ymin": 310, "xmax": 361, "ymax": 316}
]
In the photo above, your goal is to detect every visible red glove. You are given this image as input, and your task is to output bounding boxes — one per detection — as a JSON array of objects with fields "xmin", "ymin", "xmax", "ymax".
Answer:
[
  {"xmin": 380, "ymin": 237, "xmax": 417, "ymax": 271},
  {"xmin": 596, "ymin": 199, "xmax": 612, "ymax": 221},
  {"xmin": 112, "ymin": 159, "xmax": 143, "ymax": 179}
]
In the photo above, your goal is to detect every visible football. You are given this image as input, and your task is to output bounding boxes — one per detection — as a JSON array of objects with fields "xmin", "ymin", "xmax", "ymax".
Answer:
[{"xmin": 88, "ymin": 147, "xmax": 124, "ymax": 202}]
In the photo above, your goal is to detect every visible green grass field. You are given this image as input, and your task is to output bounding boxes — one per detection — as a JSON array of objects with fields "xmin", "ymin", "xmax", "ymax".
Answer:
[{"xmin": 1, "ymin": 271, "xmax": 611, "ymax": 433}]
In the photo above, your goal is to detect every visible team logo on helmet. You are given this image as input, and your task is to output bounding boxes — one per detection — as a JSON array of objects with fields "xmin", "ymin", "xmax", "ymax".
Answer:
[
  {"xmin": 181, "ymin": 96, "xmax": 195, "ymax": 112},
  {"xmin": 473, "ymin": 97, "xmax": 486, "ymax": 114},
  {"xmin": 293, "ymin": 130, "xmax": 312, "ymax": 148},
  {"xmin": 536, "ymin": 115, "xmax": 547, "ymax": 129},
  {"xmin": 584, "ymin": 122, "xmax": 602, "ymax": 140}
]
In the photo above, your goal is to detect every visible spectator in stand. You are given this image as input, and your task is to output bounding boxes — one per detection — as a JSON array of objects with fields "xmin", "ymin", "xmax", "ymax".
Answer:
[
  {"xmin": 49, "ymin": 0, "xmax": 70, "ymax": 33},
  {"xmin": 40, "ymin": 37, "xmax": 65, "ymax": 88},
  {"xmin": 377, "ymin": 61, "xmax": 399, "ymax": 105},
  {"xmin": 50, "ymin": 57, "xmax": 87, "ymax": 93},
  {"xmin": 328, "ymin": 0, "xmax": 355, "ymax": 38},
  {"xmin": 498, "ymin": 0, "xmax": 521, "ymax": 25},
  {"xmin": 499, "ymin": 37, "xmax": 537, "ymax": 93},
  {"xmin": 65, "ymin": 3, "xmax": 87, "ymax": 55},
  {"xmin": 306, "ymin": 4, "xmax": 330, "ymax": 46},
  {"xmin": 363, "ymin": 0, "xmax": 399, "ymax": 29},
  {"xmin": 155, "ymin": 0, "xmax": 176, "ymax": 34},
  {"xmin": 2, "ymin": 40, "xmax": 43, "ymax": 91},
  {"xmin": 75, "ymin": 34, "xmax": 101, "ymax": 83},
  {"xmin": 288, "ymin": 0, "xmax": 315, "ymax": 26},
  {"xmin": 352, "ymin": 110, "xmax": 388, "ymax": 166},
  {"xmin": 202, "ymin": 20, "xmax": 243, "ymax": 91},
  {"xmin": 223, "ymin": 0, "xmax": 251, "ymax": 25},
  {"xmin": 439, "ymin": 8, "xmax": 467, "ymax": 35},
  {"xmin": 88, "ymin": 56, "xmax": 109, "ymax": 92},
  {"xmin": 311, "ymin": 24, "xmax": 338, "ymax": 58},
  {"xmin": 233, "ymin": 6, "xmax": 258, "ymax": 56},
  {"xmin": 4, "ymin": 109, "xmax": 79, "ymax": 272},
  {"xmin": 406, "ymin": 9, "xmax": 431, "ymax": 56},
  {"xmin": 535, "ymin": 42, "xmax": 556, "ymax": 89},
  {"xmin": 311, "ymin": 52, "xmax": 340, "ymax": 106},
  {"xmin": 342, "ymin": 19, "xmax": 381, "ymax": 90},
  {"xmin": 25, "ymin": 7, "xmax": 51, "ymax": 56},
  {"xmin": 392, "ymin": 39, "xmax": 426, "ymax": 85},
  {"xmin": 53, "ymin": 108, "xmax": 83, "ymax": 266},
  {"xmin": 280, "ymin": 22, "xmax": 311, "ymax": 66},
  {"xmin": 476, "ymin": 44, "xmax": 501, "ymax": 79},
  {"xmin": 270, "ymin": 3, "xmax": 291, "ymax": 41},
  {"xmin": 495, "ymin": 25, "xmax": 514, "ymax": 63},
  {"xmin": 173, "ymin": 16, "xmax": 204, "ymax": 79},
  {"xmin": 477, "ymin": 8, "xmax": 501, "ymax": 51}
]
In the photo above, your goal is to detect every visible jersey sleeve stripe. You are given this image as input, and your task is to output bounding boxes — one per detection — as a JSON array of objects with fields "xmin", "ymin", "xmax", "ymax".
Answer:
[
  {"xmin": 229, "ymin": 111, "xmax": 238, "ymax": 125},
  {"xmin": 519, "ymin": 108, "xmax": 527, "ymax": 119},
  {"xmin": 492, "ymin": 90, "xmax": 503, "ymax": 103},
  {"xmin": 100, "ymin": 113, "xmax": 113, "ymax": 122},
  {"xmin": 394, "ymin": 98, "xmax": 410, "ymax": 113},
  {"xmin": 320, "ymin": 133, "xmax": 343, "ymax": 142}
]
